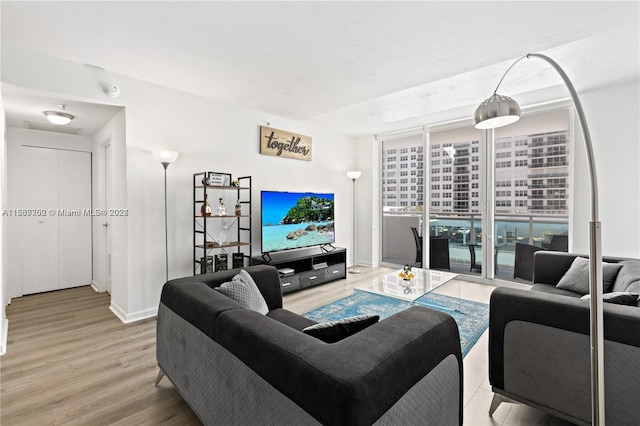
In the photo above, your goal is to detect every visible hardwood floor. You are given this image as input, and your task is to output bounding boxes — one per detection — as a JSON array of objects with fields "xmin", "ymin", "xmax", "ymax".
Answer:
[
  {"xmin": 1, "ymin": 286, "xmax": 200, "ymax": 426},
  {"xmin": 1, "ymin": 267, "xmax": 573, "ymax": 425}
]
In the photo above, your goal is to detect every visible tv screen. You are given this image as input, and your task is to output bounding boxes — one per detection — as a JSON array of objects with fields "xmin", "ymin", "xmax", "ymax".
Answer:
[{"xmin": 261, "ymin": 191, "xmax": 335, "ymax": 253}]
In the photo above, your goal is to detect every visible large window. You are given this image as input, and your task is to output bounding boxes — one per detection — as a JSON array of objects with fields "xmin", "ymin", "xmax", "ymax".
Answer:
[
  {"xmin": 379, "ymin": 107, "xmax": 571, "ymax": 280},
  {"xmin": 381, "ymin": 134, "xmax": 424, "ymax": 265}
]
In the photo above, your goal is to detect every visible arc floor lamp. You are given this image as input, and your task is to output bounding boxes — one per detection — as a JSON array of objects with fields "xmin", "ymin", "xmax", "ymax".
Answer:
[
  {"xmin": 474, "ymin": 54, "xmax": 604, "ymax": 425},
  {"xmin": 347, "ymin": 171, "xmax": 362, "ymax": 274},
  {"xmin": 153, "ymin": 150, "xmax": 180, "ymax": 283}
]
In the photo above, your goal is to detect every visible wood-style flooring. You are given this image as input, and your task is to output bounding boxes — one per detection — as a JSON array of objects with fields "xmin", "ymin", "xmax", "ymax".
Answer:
[{"xmin": 1, "ymin": 267, "xmax": 573, "ymax": 425}]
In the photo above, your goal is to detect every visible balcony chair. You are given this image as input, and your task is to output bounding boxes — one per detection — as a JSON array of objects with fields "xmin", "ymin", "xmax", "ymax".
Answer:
[
  {"xmin": 513, "ymin": 234, "xmax": 568, "ymax": 282},
  {"xmin": 411, "ymin": 227, "xmax": 451, "ymax": 271},
  {"xmin": 468, "ymin": 244, "xmax": 499, "ymax": 273},
  {"xmin": 411, "ymin": 226, "xmax": 422, "ymax": 266}
]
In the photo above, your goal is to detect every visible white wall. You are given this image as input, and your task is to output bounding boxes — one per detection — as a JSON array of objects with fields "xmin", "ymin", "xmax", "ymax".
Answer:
[
  {"xmin": 353, "ymin": 135, "xmax": 377, "ymax": 267},
  {"xmin": 1, "ymin": 99, "xmax": 8, "ymax": 355},
  {"xmin": 120, "ymin": 80, "xmax": 356, "ymax": 320},
  {"xmin": 2, "ymin": 47, "xmax": 357, "ymax": 322},
  {"xmin": 91, "ymin": 110, "xmax": 128, "ymax": 318},
  {"xmin": 571, "ymin": 79, "xmax": 640, "ymax": 258}
]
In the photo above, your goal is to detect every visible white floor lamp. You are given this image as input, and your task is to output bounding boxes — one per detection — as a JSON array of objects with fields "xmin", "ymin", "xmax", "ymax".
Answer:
[
  {"xmin": 153, "ymin": 149, "xmax": 179, "ymax": 283},
  {"xmin": 347, "ymin": 171, "xmax": 362, "ymax": 274},
  {"xmin": 474, "ymin": 53, "xmax": 604, "ymax": 425}
]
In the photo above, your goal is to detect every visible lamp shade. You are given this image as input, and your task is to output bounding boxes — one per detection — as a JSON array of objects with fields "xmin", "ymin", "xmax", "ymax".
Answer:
[
  {"xmin": 153, "ymin": 150, "xmax": 179, "ymax": 165},
  {"xmin": 474, "ymin": 93, "xmax": 521, "ymax": 129},
  {"xmin": 44, "ymin": 111, "xmax": 74, "ymax": 125},
  {"xmin": 346, "ymin": 170, "xmax": 362, "ymax": 180}
]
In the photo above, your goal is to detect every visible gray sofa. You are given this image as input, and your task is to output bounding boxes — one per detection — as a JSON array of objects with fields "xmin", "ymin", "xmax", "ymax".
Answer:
[
  {"xmin": 489, "ymin": 251, "xmax": 640, "ymax": 425},
  {"xmin": 156, "ymin": 265, "xmax": 463, "ymax": 425}
]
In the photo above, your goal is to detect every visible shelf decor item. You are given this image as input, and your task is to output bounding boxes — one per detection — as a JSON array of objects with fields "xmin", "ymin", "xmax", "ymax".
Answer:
[
  {"xmin": 474, "ymin": 53, "xmax": 604, "ymax": 425},
  {"xmin": 219, "ymin": 221, "xmax": 230, "ymax": 245},
  {"xmin": 200, "ymin": 194, "xmax": 212, "ymax": 216},
  {"xmin": 215, "ymin": 198, "xmax": 227, "ymax": 216},
  {"xmin": 200, "ymin": 256, "xmax": 213, "ymax": 274},
  {"xmin": 215, "ymin": 254, "xmax": 228, "ymax": 272},
  {"xmin": 232, "ymin": 252, "xmax": 244, "ymax": 269},
  {"xmin": 234, "ymin": 200, "xmax": 242, "ymax": 216}
]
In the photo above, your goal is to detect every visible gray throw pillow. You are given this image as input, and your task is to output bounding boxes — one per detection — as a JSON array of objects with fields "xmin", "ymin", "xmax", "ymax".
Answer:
[
  {"xmin": 302, "ymin": 314, "xmax": 379, "ymax": 343},
  {"xmin": 216, "ymin": 269, "xmax": 269, "ymax": 314},
  {"xmin": 556, "ymin": 257, "xmax": 623, "ymax": 296},
  {"xmin": 581, "ymin": 292, "xmax": 640, "ymax": 306}
]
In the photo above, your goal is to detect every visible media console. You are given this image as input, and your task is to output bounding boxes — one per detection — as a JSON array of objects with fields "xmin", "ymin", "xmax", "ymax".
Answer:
[{"xmin": 252, "ymin": 247, "xmax": 347, "ymax": 294}]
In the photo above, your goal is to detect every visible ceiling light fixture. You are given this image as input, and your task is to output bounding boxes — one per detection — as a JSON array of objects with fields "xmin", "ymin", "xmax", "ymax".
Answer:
[{"xmin": 44, "ymin": 104, "xmax": 75, "ymax": 125}]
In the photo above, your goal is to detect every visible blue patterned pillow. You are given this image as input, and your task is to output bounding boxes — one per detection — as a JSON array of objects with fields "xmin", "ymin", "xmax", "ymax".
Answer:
[
  {"xmin": 216, "ymin": 270, "xmax": 269, "ymax": 314},
  {"xmin": 302, "ymin": 314, "xmax": 379, "ymax": 343},
  {"xmin": 556, "ymin": 257, "xmax": 623, "ymax": 296}
]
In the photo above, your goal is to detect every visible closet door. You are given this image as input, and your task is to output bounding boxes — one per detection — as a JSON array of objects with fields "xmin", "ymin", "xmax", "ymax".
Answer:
[
  {"xmin": 21, "ymin": 147, "xmax": 60, "ymax": 294},
  {"xmin": 58, "ymin": 150, "xmax": 92, "ymax": 288},
  {"xmin": 20, "ymin": 146, "xmax": 92, "ymax": 295}
]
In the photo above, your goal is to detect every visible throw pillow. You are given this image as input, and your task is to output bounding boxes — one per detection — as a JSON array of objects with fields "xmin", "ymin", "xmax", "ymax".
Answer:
[
  {"xmin": 581, "ymin": 292, "xmax": 640, "ymax": 306},
  {"xmin": 302, "ymin": 314, "xmax": 379, "ymax": 343},
  {"xmin": 216, "ymin": 269, "xmax": 269, "ymax": 314},
  {"xmin": 556, "ymin": 257, "xmax": 623, "ymax": 296}
]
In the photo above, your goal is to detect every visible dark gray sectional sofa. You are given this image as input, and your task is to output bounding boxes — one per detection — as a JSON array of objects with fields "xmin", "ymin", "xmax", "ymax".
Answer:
[
  {"xmin": 156, "ymin": 265, "xmax": 463, "ymax": 425},
  {"xmin": 489, "ymin": 251, "xmax": 640, "ymax": 425}
]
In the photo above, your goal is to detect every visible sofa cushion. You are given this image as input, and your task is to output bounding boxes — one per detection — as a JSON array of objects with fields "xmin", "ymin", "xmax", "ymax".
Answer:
[
  {"xmin": 556, "ymin": 257, "xmax": 623, "ymax": 295},
  {"xmin": 611, "ymin": 260, "xmax": 640, "ymax": 294},
  {"xmin": 302, "ymin": 314, "xmax": 380, "ymax": 343},
  {"xmin": 581, "ymin": 292, "xmax": 640, "ymax": 306},
  {"xmin": 216, "ymin": 269, "xmax": 269, "ymax": 314}
]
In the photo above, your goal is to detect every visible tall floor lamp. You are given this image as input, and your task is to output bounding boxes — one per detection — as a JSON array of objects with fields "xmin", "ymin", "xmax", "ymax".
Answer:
[
  {"xmin": 153, "ymin": 150, "xmax": 180, "ymax": 283},
  {"xmin": 474, "ymin": 53, "xmax": 604, "ymax": 425},
  {"xmin": 347, "ymin": 171, "xmax": 362, "ymax": 274}
]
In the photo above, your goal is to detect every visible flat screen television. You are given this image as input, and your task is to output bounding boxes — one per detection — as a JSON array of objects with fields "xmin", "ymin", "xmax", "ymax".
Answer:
[{"xmin": 261, "ymin": 190, "xmax": 335, "ymax": 254}]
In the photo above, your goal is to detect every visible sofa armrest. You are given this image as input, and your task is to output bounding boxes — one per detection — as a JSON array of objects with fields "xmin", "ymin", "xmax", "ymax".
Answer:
[
  {"xmin": 217, "ymin": 306, "xmax": 463, "ymax": 426},
  {"xmin": 489, "ymin": 287, "xmax": 640, "ymax": 389}
]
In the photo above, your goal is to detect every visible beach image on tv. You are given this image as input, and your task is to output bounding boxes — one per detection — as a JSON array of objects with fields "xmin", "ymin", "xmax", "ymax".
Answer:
[{"xmin": 261, "ymin": 191, "xmax": 335, "ymax": 253}]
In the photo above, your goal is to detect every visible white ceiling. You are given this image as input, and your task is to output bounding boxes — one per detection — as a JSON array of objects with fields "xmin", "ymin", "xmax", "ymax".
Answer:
[{"xmin": 1, "ymin": 1, "xmax": 638, "ymax": 137}]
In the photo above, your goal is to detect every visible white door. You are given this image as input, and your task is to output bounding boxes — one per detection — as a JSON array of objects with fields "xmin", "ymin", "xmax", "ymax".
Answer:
[
  {"xmin": 58, "ymin": 150, "xmax": 92, "ymax": 288},
  {"xmin": 21, "ymin": 147, "xmax": 60, "ymax": 294},
  {"xmin": 20, "ymin": 146, "xmax": 92, "ymax": 295}
]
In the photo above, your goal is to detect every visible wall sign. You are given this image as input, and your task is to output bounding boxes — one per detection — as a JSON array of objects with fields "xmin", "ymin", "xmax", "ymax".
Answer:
[{"xmin": 260, "ymin": 126, "xmax": 312, "ymax": 161}]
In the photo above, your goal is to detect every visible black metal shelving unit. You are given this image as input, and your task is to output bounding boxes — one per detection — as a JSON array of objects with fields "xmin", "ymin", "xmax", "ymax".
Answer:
[{"xmin": 193, "ymin": 172, "xmax": 252, "ymax": 275}]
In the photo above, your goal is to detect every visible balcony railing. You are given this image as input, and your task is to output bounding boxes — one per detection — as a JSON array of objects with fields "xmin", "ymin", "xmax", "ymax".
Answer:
[{"xmin": 382, "ymin": 208, "xmax": 568, "ymax": 281}]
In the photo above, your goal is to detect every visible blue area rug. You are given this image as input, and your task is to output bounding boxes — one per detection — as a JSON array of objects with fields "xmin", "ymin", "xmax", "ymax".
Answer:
[{"xmin": 303, "ymin": 291, "xmax": 489, "ymax": 357}]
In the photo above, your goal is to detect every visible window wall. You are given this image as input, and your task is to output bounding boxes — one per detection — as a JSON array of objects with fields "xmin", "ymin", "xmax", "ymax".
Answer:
[
  {"xmin": 380, "ymin": 133, "xmax": 425, "ymax": 265},
  {"xmin": 379, "ymin": 107, "xmax": 571, "ymax": 281}
]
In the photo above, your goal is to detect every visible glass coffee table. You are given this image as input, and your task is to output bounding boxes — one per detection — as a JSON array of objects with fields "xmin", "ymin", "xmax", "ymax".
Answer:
[{"xmin": 356, "ymin": 267, "xmax": 461, "ymax": 312}]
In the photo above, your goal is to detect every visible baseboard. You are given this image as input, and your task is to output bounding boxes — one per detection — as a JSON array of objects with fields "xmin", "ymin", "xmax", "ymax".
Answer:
[
  {"xmin": 109, "ymin": 301, "xmax": 157, "ymax": 324},
  {"xmin": 0, "ymin": 317, "xmax": 8, "ymax": 356},
  {"xmin": 90, "ymin": 280, "xmax": 102, "ymax": 293}
]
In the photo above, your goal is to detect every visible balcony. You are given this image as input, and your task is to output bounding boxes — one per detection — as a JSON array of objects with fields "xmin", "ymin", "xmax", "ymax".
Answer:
[{"xmin": 382, "ymin": 210, "xmax": 568, "ymax": 282}]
